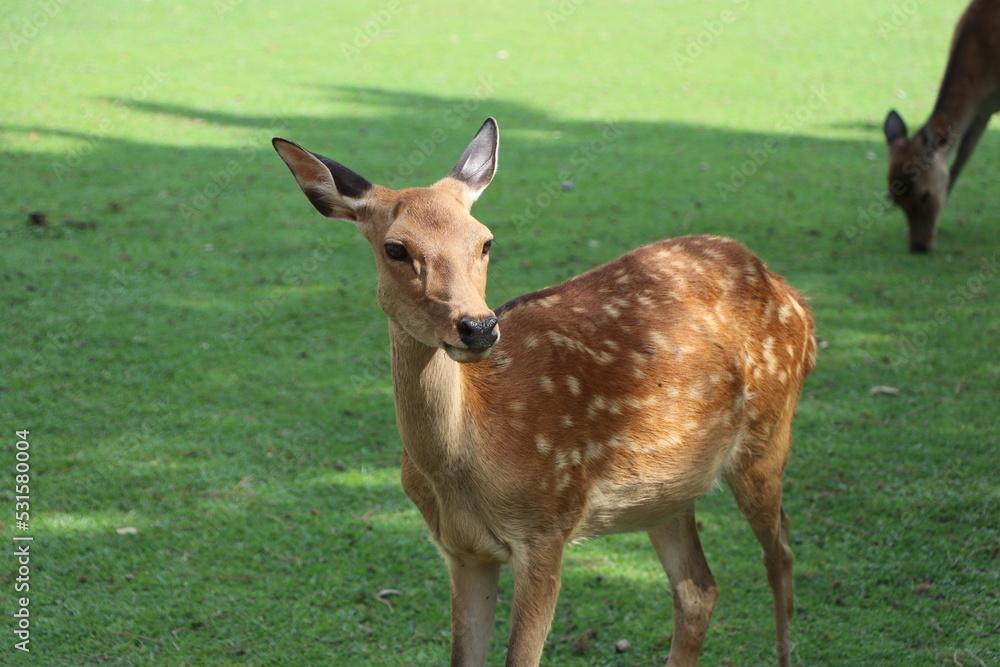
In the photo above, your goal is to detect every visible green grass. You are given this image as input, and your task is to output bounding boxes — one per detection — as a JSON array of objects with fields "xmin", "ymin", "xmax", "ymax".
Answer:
[{"xmin": 2, "ymin": 0, "xmax": 997, "ymax": 665}]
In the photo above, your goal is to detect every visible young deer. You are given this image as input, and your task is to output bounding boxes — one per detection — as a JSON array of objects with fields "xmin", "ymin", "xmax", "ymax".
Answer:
[
  {"xmin": 273, "ymin": 118, "xmax": 816, "ymax": 667},
  {"xmin": 883, "ymin": 0, "xmax": 1000, "ymax": 252}
]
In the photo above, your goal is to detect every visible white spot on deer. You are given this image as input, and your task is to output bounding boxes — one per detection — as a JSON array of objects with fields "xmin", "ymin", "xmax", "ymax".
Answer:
[
  {"xmin": 569, "ymin": 450, "xmax": 582, "ymax": 467},
  {"xmin": 566, "ymin": 375, "xmax": 582, "ymax": 396},
  {"xmin": 525, "ymin": 335, "xmax": 540, "ymax": 349},
  {"xmin": 587, "ymin": 395, "xmax": 608, "ymax": 419},
  {"xmin": 607, "ymin": 434, "xmax": 627, "ymax": 449},
  {"xmin": 632, "ymin": 348, "xmax": 653, "ymax": 364},
  {"xmin": 547, "ymin": 332, "xmax": 614, "ymax": 364},
  {"xmin": 583, "ymin": 439, "xmax": 605, "ymax": 461},
  {"xmin": 667, "ymin": 258, "xmax": 692, "ymax": 274},
  {"xmin": 648, "ymin": 331, "xmax": 669, "ymax": 350},
  {"xmin": 761, "ymin": 336, "xmax": 778, "ymax": 375},
  {"xmin": 554, "ymin": 451, "xmax": 568, "ymax": 470},
  {"xmin": 713, "ymin": 301, "xmax": 729, "ymax": 325},
  {"xmin": 555, "ymin": 471, "xmax": 572, "ymax": 493},
  {"xmin": 537, "ymin": 294, "xmax": 562, "ymax": 308},
  {"xmin": 603, "ymin": 303, "xmax": 621, "ymax": 318},
  {"xmin": 761, "ymin": 299, "xmax": 777, "ymax": 325},
  {"xmin": 492, "ymin": 352, "xmax": 513, "ymax": 371},
  {"xmin": 561, "ymin": 414, "xmax": 574, "ymax": 428},
  {"xmin": 625, "ymin": 397, "xmax": 644, "ymax": 411},
  {"xmin": 591, "ymin": 349, "xmax": 614, "ymax": 364},
  {"xmin": 778, "ymin": 302, "xmax": 793, "ymax": 323},
  {"xmin": 539, "ymin": 376, "xmax": 556, "ymax": 393},
  {"xmin": 535, "ymin": 435, "xmax": 553, "ymax": 455},
  {"xmin": 660, "ymin": 432, "xmax": 684, "ymax": 449}
]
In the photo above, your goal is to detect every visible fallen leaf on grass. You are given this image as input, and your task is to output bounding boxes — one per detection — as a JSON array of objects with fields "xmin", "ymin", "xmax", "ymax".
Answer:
[
  {"xmin": 868, "ymin": 385, "xmax": 900, "ymax": 396},
  {"xmin": 569, "ymin": 629, "xmax": 597, "ymax": 654},
  {"xmin": 375, "ymin": 588, "xmax": 402, "ymax": 613},
  {"xmin": 116, "ymin": 527, "xmax": 138, "ymax": 535}
]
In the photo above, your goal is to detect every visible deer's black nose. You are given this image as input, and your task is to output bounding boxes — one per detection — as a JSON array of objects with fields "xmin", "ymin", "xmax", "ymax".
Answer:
[{"xmin": 457, "ymin": 315, "xmax": 499, "ymax": 352}]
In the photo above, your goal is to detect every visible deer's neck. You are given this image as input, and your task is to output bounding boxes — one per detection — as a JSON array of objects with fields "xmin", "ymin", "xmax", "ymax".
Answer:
[
  {"xmin": 388, "ymin": 321, "xmax": 475, "ymax": 474},
  {"xmin": 930, "ymin": 33, "xmax": 1000, "ymax": 149}
]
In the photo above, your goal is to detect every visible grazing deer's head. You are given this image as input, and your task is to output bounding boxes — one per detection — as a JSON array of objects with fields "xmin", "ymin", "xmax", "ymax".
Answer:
[
  {"xmin": 883, "ymin": 109, "xmax": 952, "ymax": 253},
  {"xmin": 272, "ymin": 119, "xmax": 501, "ymax": 362}
]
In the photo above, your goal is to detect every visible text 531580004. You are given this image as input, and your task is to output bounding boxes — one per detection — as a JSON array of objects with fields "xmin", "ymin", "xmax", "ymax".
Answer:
[{"xmin": 13, "ymin": 430, "xmax": 33, "ymax": 653}]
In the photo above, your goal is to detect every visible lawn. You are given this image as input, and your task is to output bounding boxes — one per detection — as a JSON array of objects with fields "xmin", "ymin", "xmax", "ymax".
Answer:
[{"xmin": 1, "ymin": 1, "xmax": 997, "ymax": 665}]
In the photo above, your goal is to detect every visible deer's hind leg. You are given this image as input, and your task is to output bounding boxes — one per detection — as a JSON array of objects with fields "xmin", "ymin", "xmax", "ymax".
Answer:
[
  {"xmin": 726, "ymin": 417, "xmax": 796, "ymax": 667},
  {"xmin": 648, "ymin": 506, "xmax": 719, "ymax": 667}
]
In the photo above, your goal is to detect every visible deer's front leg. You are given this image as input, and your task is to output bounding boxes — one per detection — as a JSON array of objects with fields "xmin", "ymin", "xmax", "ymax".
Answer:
[
  {"xmin": 505, "ymin": 543, "xmax": 565, "ymax": 666},
  {"xmin": 447, "ymin": 554, "xmax": 501, "ymax": 667}
]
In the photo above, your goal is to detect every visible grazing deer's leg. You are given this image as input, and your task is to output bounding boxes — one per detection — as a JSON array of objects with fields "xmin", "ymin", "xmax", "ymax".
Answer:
[
  {"xmin": 648, "ymin": 508, "xmax": 719, "ymax": 667},
  {"xmin": 447, "ymin": 555, "xmax": 501, "ymax": 667},
  {"xmin": 505, "ymin": 544, "xmax": 564, "ymax": 667},
  {"xmin": 728, "ymin": 424, "xmax": 796, "ymax": 667},
  {"xmin": 948, "ymin": 113, "xmax": 991, "ymax": 193}
]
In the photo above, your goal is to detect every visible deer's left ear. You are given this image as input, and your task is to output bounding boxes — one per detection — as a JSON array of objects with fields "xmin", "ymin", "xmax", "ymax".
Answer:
[{"xmin": 445, "ymin": 118, "xmax": 499, "ymax": 204}]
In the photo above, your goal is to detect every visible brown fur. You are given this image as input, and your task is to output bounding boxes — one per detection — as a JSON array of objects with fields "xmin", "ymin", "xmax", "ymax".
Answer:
[
  {"xmin": 884, "ymin": 0, "xmax": 1000, "ymax": 252},
  {"xmin": 273, "ymin": 120, "xmax": 815, "ymax": 666}
]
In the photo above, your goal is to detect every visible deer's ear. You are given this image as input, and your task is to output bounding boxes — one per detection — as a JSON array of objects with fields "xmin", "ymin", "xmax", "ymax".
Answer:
[
  {"xmin": 446, "ymin": 118, "xmax": 498, "ymax": 203},
  {"xmin": 272, "ymin": 137, "xmax": 374, "ymax": 221},
  {"xmin": 883, "ymin": 110, "xmax": 908, "ymax": 145}
]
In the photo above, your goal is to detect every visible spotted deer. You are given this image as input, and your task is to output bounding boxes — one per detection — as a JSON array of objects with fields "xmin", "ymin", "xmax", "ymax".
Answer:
[
  {"xmin": 272, "ymin": 118, "xmax": 816, "ymax": 667},
  {"xmin": 883, "ymin": 0, "xmax": 1000, "ymax": 252}
]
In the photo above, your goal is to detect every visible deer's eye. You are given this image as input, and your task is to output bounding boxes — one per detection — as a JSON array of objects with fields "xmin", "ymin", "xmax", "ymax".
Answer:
[
  {"xmin": 384, "ymin": 243, "xmax": 408, "ymax": 260},
  {"xmin": 482, "ymin": 239, "xmax": 493, "ymax": 256}
]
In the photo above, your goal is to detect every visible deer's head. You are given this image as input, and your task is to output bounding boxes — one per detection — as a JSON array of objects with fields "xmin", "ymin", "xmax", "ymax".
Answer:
[
  {"xmin": 883, "ymin": 109, "xmax": 951, "ymax": 253},
  {"xmin": 273, "ymin": 119, "xmax": 500, "ymax": 362}
]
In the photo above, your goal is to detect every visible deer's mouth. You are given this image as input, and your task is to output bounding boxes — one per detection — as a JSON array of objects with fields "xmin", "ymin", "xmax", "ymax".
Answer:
[{"xmin": 442, "ymin": 340, "xmax": 497, "ymax": 363}]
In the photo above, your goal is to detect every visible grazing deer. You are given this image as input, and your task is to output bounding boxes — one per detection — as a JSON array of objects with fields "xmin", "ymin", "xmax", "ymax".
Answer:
[
  {"xmin": 883, "ymin": 0, "xmax": 1000, "ymax": 252},
  {"xmin": 272, "ymin": 118, "xmax": 816, "ymax": 667}
]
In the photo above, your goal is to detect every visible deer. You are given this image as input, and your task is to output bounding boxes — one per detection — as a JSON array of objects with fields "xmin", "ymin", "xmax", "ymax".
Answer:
[
  {"xmin": 883, "ymin": 0, "xmax": 1000, "ymax": 252},
  {"xmin": 272, "ymin": 117, "xmax": 816, "ymax": 667}
]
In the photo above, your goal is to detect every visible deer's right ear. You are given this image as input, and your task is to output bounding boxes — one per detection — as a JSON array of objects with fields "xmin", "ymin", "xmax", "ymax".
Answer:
[
  {"xmin": 272, "ymin": 137, "xmax": 374, "ymax": 222},
  {"xmin": 883, "ymin": 110, "xmax": 908, "ymax": 146}
]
